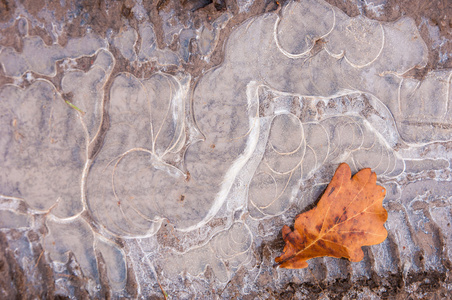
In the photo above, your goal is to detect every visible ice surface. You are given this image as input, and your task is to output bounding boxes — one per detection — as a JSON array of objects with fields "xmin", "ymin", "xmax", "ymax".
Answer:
[
  {"xmin": 0, "ymin": 34, "xmax": 106, "ymax": 77},
  {"xmin": 113, "ymin": 27, "xmax": 138, "ymax": 62},
  {"xmin": 0, "ymin": 210, "xmax": 30, "ymax": 228},
  {"xmin": 0, "ymin": 0, "xmax": 451, "ymax": 297},
  {"xmin": 0, "ymin": 81, "xmax": 86, "ymax": 217}
]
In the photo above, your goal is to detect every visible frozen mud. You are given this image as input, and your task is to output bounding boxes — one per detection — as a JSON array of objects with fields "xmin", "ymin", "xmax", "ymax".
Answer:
[{"xmin": 0, "ymin": 0, "xmax": 451, "ymax": 298}]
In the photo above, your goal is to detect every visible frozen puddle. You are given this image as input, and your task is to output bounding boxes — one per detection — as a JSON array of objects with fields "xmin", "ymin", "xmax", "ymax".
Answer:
[{"xmin": 0, "ymin": 0, "xmax": 451, "ymax": 297}]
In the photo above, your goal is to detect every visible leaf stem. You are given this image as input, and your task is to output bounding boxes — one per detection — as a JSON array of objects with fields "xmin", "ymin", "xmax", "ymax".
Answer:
[{"xmin": 65, "ymin": 100, "xmax": 86, "ymax": 116}]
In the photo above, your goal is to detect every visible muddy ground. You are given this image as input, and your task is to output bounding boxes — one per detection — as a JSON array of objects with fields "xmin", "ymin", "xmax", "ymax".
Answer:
[{"xmin": 0, "ymin": 0, "xmax": 451, "ymax": 299}]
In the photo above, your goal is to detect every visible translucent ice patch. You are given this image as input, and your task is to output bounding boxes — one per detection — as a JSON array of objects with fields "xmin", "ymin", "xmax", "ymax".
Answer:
[
  {"xmin": 400, "ymin": 181, "xmax": 452, "ymax": 271},
  {"xmin": 0, "ymin": 81, "xmax": 86, "ymax": 218},
  {"xmin": 88, "ymin": 72, "xmax": 237, "ymax": 236},
  {"xmin": 161, "ymin": 222, "xmax": 253, "ymax": 283},
  {"xmin": 44, "ymin": 216, "xmax": 127, "ymax": 289},
  {"xmin": 265, "ymin": 113, "xmax": 305, "ymax": 174},
  {"xmin": 325, "ymin": 12, "xmax": 383, "ymax": 68},
  {"xmin": 160, "ymin": 10, "xmax": 184, "ymax": 46},
  {"xmin": 237, "ymin": 0, "xmax": 254, "ymax": 13},
  {"xmin": 377, "ymin": 17, "xmax": 428, "ymax": 74},
  {"xmin": 0, "ymin": 35, "xmax": 106, "ymax": 77},
  {"xmin": 248, "ymin": 113, "xmax": 404, "ymax": 219},
  {"xmin": 197, "ymin": 12, "xmax": 232, "ymax": 60},
  {"xmin": 114, "ymin": 27, "xmax": 138, "ymax": 61},
  {"xmin": 138, "ymin": 23, "xmax": 180, "ymax": 66},
  {"xmin": 405, "ymin": 159, "xmax": 449, "ymax": 173},
  {"xmin": 397, "ymin": 70, "xmax": 452, "ymax": 143},
  {"xmin": 178, "ymin": 28, "xmax": 196, "ymax": 62},
  {"xmin": 0, "ymin": 210, "xmax": 30, "ymax": 228},
  {"xmin": 430, "ymin": 206, "xmax": 452, "ymax": 262},
  {"xmin": 61, "ymin": 49, "xmax": 114, "ymax": 141},
  {"xmin": 44, "ymin": 217, "xmax": 97, "ymax": 279},
  {"xmin": 363, "ymin": 0, "xmax": 386, "ymax": 17},
  {"xmin": 94, "ymin": 237, "xmax": 127, "ymax": 291},
  {"xmin": 276, "ymin": 0, "xmax": 334, "ymax": 56}
]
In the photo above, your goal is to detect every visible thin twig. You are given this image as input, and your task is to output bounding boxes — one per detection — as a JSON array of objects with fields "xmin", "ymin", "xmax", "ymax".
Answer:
[
  {"xmin": 34, "ymin": 251, "xmax": 44, "ymax": 268},
  {"xmin": 308, "ymin": 267, "xmax": 324, "ymax": 295},
  {"xmin": 157, "ymin": 278, "xmax": 168, "ymax": 300}
]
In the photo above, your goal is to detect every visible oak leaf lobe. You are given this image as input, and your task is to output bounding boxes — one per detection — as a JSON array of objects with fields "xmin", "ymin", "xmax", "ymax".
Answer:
[{"xmin": 275, "ymin": 163, "xmax": 388, "ymax": 269}]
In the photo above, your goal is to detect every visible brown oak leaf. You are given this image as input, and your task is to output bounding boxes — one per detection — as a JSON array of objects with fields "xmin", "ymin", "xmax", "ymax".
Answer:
[{"xmin": 275, "ymin": 163, "xmax": 388, "ymax": 269}]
